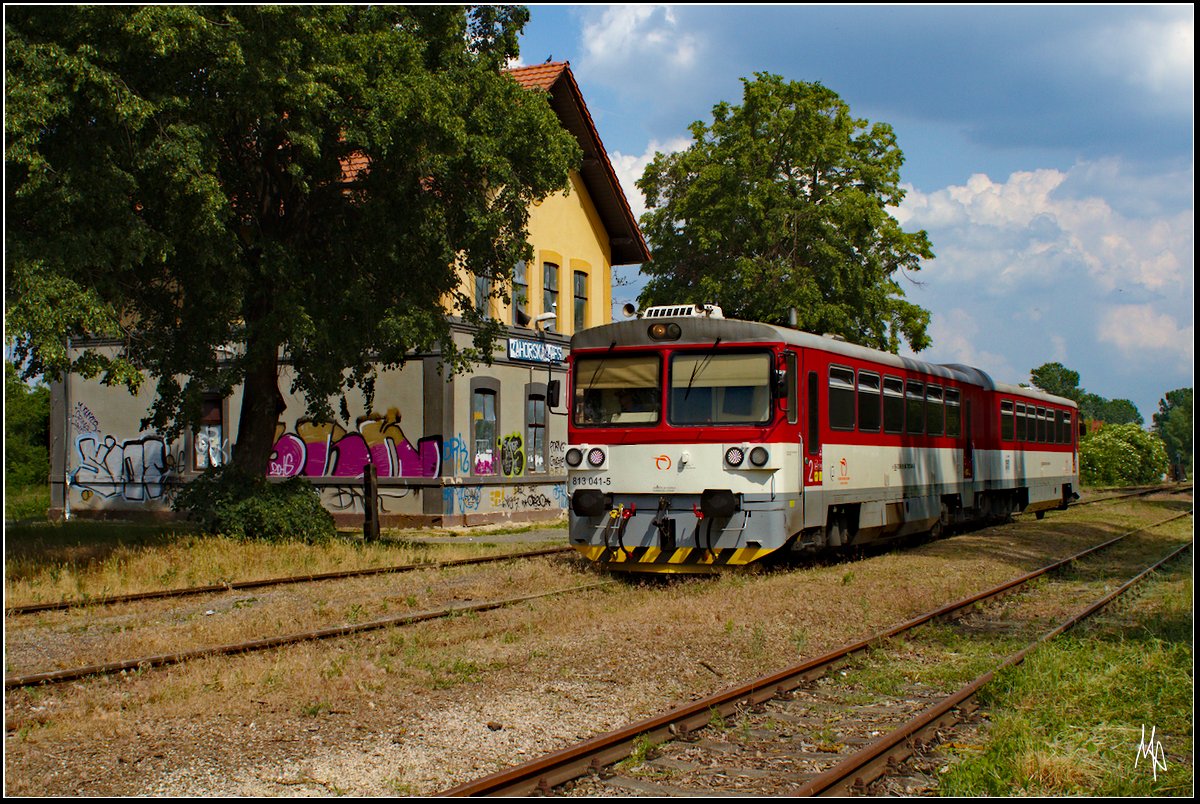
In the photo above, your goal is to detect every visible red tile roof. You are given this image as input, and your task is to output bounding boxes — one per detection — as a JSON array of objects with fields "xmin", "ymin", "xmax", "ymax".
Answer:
[{"xmin": 504, "ymin": 61, "xmax": 568, "ymax": 92}]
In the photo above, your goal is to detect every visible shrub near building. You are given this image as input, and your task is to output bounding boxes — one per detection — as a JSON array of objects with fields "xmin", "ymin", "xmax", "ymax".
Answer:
[{"xmin": 1079, "ymin": 423, "xmax": 1169, "ymax": 486}]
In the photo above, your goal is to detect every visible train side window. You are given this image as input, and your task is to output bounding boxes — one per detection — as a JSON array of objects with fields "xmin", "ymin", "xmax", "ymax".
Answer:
[
  {"xmin": 785, "ymin": 351, "xmax": 798, "ymax": 425},
  {"xmin": 906, "ymin": 381, "xmax": 925, "ymax": 434},
  {"xmin": 1063, "ymin": 411, "xmax": 1073, "ymax": 446},
  {"xmin": 807, "ymin": 371, "xmax": 820, "ymax": 454},
  {"xmin": 857, "ymin": 371, "xmax": 881, "ymax": 432},
  {"xmin": 883, "ymin": 376, "xmax": 904, "ymax": 433},
  {"xmin": 828, "ymin": 366, "xmax": 856, "ymax": 430},
  {"xmin": 1001, "ymin": 400, "xmax": 1014, "ymax": 441},
  {"xmin": 945, "ymin": 388, "xmax": 961, "ymax": 437},
  {"xmin": 1036, "ymin": 407, "xmax": 1047, "ymax": 443},
  {"xmin": 926, "ymin": 384, "xmax": 944, "ymax": 436},
  {"xmin": 1015, "ymin": 402, "xmax": 1027, "ymax": 441}
]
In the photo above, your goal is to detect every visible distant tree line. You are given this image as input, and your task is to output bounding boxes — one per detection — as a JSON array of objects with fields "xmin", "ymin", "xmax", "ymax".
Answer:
[{"xmin": 1029, "ymin": 362, "xmax": 1191, "ymax": 484}]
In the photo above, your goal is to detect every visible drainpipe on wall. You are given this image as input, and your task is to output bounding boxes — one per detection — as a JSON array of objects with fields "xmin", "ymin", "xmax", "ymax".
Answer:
[{"xmin": 62, "ymin": 336, "xmax": 71, "ymax": 521}]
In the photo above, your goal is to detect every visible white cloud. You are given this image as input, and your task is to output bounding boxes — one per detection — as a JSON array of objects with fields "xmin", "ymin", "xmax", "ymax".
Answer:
[
  {"xmin": 1096, "ymin": 304, "xmax": 1194, "ymax": 369},
  {"xmin": 895, "ymin": 164, "xmax": 1194, "ymax": 297},
  {"xmin": 608, "ymin": 137, "xmax": 692, "ymax": 222},
  {"xmin": 1083, "ymin": 11, "xmax": 1194, "ymax": 100},
  {"xmin": 905, "ymin": 308, "xmax": 1018, "ymax": 383},
  {"xmin": 579, "ymin": 6, "xmax": 702, "ymax": 79}
]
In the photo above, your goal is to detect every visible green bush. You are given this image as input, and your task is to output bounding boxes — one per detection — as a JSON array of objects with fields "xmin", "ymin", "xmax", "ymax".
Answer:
[
  {"xmin": 5, "ymin": 361, "xmax": 50, "ymax": 487},
  {"xmin": 172, "ymin": 464, "xmax": 335, "ymax": 543},
  {"xmin": 1079, "ymin": 423, "xmax": 1169, "ymax": 486}
]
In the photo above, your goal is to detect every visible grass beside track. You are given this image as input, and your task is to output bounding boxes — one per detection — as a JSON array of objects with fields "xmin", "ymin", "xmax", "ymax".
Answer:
[
  {"xmin": 4, "ymin": 518, "xmax": 564, "ymax": 608},
  {"xmin": 938, "ymin": 558, "xmax": 1194, "ymax": 797}
]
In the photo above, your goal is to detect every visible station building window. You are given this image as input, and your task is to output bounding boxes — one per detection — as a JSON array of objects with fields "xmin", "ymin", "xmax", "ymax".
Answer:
[
  {"xmin": 193, "ymin": 394, "xmax": 225, "ymax": 471},
  {"xmin": 471, "ymin": 378, "xmax": 500, "ymax": 476},
  {"xmin": 573, "ymin": 270, "xmax": 588, "ymax": 333},
  {"xmin": 525, "ymin": 383, "xmax": 547, "ymax": 474},
  {"xmin": 543, "ymin": 261, "xmax": 560, "ymax": 326},
  {"xmin": 512, "ymin": 260, "xmax": 529, "ymax": 327}
]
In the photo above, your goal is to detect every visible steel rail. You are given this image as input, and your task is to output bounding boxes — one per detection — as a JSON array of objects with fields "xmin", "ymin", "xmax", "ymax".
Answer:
[
  {"xmin": 793, "ymin": 539, "xmax": 1194, "ymax": 796},
  {"xmin": 438, "ymin": 511, "xmax": 1191, "ymax": 796},
  {"xmin": 6, "ymin": 545, "xmax": 573, "ymax": 615},
  {"xmin": 5, "ymin": 581, "xmax": 610, "ymax": 689}
]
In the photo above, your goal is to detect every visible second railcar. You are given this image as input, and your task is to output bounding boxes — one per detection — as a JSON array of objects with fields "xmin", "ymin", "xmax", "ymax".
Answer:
[{"xmin": 566, "ymin": 305, "xmax": 1078, "ymax": 573}]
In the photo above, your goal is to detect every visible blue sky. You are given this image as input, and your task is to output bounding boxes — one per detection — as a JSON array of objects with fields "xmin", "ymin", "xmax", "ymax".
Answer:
[{"xmin": 515, "ymin": 5, "xmax": 1194, "ymax": 423}]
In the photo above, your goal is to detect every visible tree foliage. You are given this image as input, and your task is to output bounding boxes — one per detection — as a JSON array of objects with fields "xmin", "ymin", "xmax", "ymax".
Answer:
[
  {"xmin": 1152, "ymin": 387, "xmax": 1193, "ymax": 470},
  {"xmin": 5, "ymin": 361, "xmax": 51, "ymax": 487},
  {"xmin": 5, "ymin": 6, "xmax": 580, "ymax": 473},
  {"xmin": 1079, "ymin": 423, "xmax": 1168, "ymax": 487},
  {"xmin": 1029, "ymin": 362, "xmax": 1142, "ymax": 425},
  {"xmin": 636, "ymin": 73, "xmax": 934, "ymax": 352}
]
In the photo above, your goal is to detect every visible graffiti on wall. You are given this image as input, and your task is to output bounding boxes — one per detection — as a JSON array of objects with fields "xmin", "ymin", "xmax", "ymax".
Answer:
[
  {"xmin": 71, "ymin": 432, "xmax": 177, "ymax": 503},
  {"xmin": 69, "ymin": 402, "xmax": 101, "ymax": 435},
  {"xmin": 268, "ymin": 408, "xmax": 441, "ymax": 479},
  {"xmin": 498, "ymin": 432, "xmax": 525, "ymax": 477},
  {"xmin": 443, "ymin": 484, "xmax": 483, "ymax": 516}
]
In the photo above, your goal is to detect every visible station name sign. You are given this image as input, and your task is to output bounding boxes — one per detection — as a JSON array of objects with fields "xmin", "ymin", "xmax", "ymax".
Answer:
[{"xmin": 507, "ymin": 338, "xmax": 564, "ymax": 364}]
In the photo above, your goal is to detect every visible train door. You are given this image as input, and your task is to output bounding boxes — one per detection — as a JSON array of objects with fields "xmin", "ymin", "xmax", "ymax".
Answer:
[{"xmin": 963, "ymin": 399, "xmax": 974, "ymax": 480}]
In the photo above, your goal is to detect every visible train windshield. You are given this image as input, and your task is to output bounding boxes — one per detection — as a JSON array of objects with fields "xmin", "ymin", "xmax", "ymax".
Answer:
[
  {"xmin": 670, "ymin": 351, "xmax": 772, "ymax": 425},
  {"xmin": 573, "ymin": 354, "xmax": 661, "ymax": 426}
]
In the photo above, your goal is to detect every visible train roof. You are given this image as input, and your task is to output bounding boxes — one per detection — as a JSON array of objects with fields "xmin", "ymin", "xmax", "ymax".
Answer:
[{"xmin": 573, "ymin": 312, "xmax": 1077, "ymax": 409}]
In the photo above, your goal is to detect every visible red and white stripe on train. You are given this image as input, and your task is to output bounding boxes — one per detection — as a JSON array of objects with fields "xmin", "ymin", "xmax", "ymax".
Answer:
[{"xmin": 565, "ymin": 304, "xmax": 1079, "ymax": 573}]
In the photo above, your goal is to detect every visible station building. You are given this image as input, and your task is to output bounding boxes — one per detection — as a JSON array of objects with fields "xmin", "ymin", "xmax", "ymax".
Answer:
[{"xmin": 48, "ymin": 62, "xmax": 648, "ymax": 527}]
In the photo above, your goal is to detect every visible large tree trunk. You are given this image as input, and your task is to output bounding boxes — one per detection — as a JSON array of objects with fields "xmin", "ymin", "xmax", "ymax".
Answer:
[{"xmin": 232, "ymin": 327, "xmax": 283, "ymax": 477}]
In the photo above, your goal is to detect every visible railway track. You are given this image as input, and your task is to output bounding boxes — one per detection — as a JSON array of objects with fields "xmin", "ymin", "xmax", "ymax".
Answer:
[
  {"xmin": 439, "ymin": 511, "xmax": 1192, "ymax": 796},
  {"xmin": 5, "ymin": 545, "xmax": 574, "ymax": 616},
  {"xmin": 4, "ymin": 579, "xmax": 612, "ymax": 689}
]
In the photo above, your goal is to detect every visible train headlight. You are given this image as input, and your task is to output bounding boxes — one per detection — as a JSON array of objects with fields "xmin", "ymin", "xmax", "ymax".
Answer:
[
  {"xmin": 565, "ymin": 448, "xmax": 584, "ymax": 468},
  {"xmin": 648, "ymin": 322, "xmax": 682, "ymax": 341},
  {"xmin": 749, "ymin": 446, "xmax": 770, "ymax": 467},
  {"xmin": 724, "ymin": 446, "xmax": 746, "ymax": 467},
  {"xmin": 586, "ymin": 447, "xmax": 607, "ymax": 468}
]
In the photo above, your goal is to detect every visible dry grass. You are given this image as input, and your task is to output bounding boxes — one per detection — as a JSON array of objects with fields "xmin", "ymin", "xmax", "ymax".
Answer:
[{"xmin": 4, "ymin": 521, "xmax": 549, "ymax": 608}]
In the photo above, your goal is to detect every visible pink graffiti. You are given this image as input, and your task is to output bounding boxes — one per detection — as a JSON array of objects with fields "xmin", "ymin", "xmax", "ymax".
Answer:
[{"xmin": 268, "ymin": 408, "xmax": 440, "ymax": 479}]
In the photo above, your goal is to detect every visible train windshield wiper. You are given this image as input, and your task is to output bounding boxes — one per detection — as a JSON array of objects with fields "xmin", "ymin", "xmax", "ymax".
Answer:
[{"xmin": 684, "ymin": 338, "xmax": 721, "ymax": 400}]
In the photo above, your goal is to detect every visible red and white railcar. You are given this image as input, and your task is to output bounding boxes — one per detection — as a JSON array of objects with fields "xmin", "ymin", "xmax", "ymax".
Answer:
[{"xmin": 566, "ymin": 305, "xmax": 1078, "ymax": 572}]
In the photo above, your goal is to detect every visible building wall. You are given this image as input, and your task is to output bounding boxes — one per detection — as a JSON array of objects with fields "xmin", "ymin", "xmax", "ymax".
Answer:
[
  {"xmin": 497, "ymin": 171, "xmax": 614, "ymax": 335},
  {"xmin": 50, "ymin": 329, "xmax": 570, "ymax": 527}
]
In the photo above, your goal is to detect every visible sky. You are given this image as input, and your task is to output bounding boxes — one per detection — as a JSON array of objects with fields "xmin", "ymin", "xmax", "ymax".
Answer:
[{"xmin": 514, "ymin": 5, "xmax": 1194, "ymax": 423}]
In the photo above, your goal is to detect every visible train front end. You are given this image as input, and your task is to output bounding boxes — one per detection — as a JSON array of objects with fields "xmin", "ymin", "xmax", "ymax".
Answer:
[{"xmin": 566, "ymin": 306, "xmax": 803, "ymax": 573}]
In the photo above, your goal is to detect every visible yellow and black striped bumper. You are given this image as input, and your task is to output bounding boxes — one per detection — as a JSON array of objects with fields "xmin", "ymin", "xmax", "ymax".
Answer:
[{"xmin": 572, "ymin": 544, "xmax": 781, "ymax": 573}]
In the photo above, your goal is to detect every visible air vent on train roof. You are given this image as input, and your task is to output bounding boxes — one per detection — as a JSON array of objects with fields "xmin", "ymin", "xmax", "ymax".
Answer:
[{"xmin": 640, "ymin": 304, "xmax": 725, "ymax": 319}]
